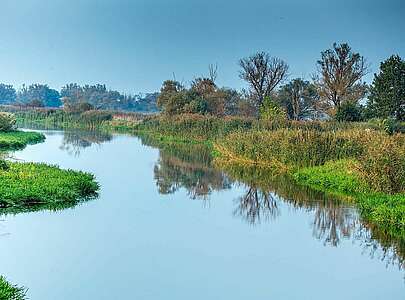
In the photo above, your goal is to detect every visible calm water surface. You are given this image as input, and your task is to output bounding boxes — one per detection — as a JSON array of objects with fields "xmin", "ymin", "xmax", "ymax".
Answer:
[{"xmin": 0, "ymin": 128, "xmax": 403, "ymax": 299}]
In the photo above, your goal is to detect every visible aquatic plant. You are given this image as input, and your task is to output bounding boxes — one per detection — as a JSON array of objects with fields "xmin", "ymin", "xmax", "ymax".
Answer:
[
  {"xmin": 0, "ymin": 131, "xmax": 45, "ymax": 150},
  {"xmin": 0, "ymin": 162, "xmax": 99, "ymax": 209}
]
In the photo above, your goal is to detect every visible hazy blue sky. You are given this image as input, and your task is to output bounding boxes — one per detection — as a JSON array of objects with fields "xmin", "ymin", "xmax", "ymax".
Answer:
[{"xmin": 0, "ymin": 0, "xmax": 404, "ymax": 93}]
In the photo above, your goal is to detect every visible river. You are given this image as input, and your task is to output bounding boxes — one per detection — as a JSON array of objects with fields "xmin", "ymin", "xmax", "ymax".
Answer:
[{"xmin": 0, "ymin": 128, "xmax": 403, "ymax": 299}]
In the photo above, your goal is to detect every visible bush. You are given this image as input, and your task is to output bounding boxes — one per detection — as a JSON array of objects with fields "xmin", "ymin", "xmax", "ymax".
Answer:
[
  {"xmin": 0, "ymin": 112, "xmax": 16, "ymax": 132},
  {"xmin": 335, "ymin": 101, "xmax": 363, "ymax": 122},
  {"xmin": 0, "ymin": 276, "xmax": 26, "ymax": 300}
]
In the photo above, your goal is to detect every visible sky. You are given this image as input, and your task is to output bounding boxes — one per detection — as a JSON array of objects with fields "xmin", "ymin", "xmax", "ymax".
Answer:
[{"xmin": 0, "ymin": 0, "xmax": 404, "ymax": 94}]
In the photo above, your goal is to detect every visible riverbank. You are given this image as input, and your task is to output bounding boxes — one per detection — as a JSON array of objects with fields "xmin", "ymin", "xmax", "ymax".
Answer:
[
  {"xmin": 0, "ymin": 161, "xmax": 99, "ymax": 211},
  {"xmin": 0, "ymin": 131, "xmax": 45, "ymax": 150},
  {"xmin": 2, "ymin": 108, "xmax": 404, "ymax": 238}
]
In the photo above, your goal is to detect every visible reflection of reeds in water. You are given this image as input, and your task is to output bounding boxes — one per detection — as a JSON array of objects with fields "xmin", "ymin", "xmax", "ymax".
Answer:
[
  {"xmin": 219, "ymin": 161, "xmax": 404, "ymax": 270},
  {"xmin": 59, "ymin": 129, "xmax": 113, "ymax": 156},
  {"xmin": 138, "ymin": 131, "xmax": 404, "ymax": 271}
]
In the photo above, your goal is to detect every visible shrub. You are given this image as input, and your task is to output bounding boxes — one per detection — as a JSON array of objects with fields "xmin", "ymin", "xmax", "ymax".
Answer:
[
  {"xmin": 335, "ymin": 101, "xmax": 363, "ymax": 122},
  {"xmin": 0, "ymin": 112, "xmax": 16, "ymax": 132},
  {"xmin": 0, "ymin": 276, "xmax": 26, "ymax": 300}
]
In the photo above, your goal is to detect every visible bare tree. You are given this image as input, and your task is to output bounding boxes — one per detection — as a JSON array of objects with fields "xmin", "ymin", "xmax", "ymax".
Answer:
[
  {"xmin": 239, "ymin": 52, "xmax": 289, "ymax": 106},
  {"xmin": 208, "ymin": 63, "xmax": 218, "ymax": 83},
  {"xmin": 315, "ymin": 43, "xmax": 369, "ymax": 108}
]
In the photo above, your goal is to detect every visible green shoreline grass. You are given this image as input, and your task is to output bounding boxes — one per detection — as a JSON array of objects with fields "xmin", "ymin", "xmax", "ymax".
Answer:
[
  {"xmin": 0, "ymin": 131, "xmax": 45, "ymax": 150},
  {"xmin": 0, "ymin": 276, "xmax": 26, "ymax": 300},
  {"xmin": 293, "ymin": 160, "xmax": 405, "ymax": 238},
  {"xmin": 0, "ymin": 162, "xmax": 99, "ymax": 209}
]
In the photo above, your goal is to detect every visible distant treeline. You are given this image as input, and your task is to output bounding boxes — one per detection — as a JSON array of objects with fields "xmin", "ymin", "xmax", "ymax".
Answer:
[{"xmin": 0, "ymin": 83, "xmax": 158, "ymax": 112}]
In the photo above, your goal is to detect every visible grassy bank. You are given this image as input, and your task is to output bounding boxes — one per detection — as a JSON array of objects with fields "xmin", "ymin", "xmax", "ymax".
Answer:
[
  {"xmin": 0, "ymin": 131, "xmax": 45, "ymax": 150},
  {"xmin": 294, "ymin": 160, "xmax": 405, "ymax": 238},
  {"xmin": 0, "ymin": 276, "xmax": 26, "ymax": 300},
  {"xmin": 0, "ymin": 162, "xmax": 99, "ymax": 210}
]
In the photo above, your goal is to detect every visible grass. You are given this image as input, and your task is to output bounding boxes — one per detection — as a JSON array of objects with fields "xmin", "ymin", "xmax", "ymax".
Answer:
[
  {"xmin": 294, "ymin": 160, "xmax": 405, "ymax": 238},
  {"xmin": 0, "ymin": 162, "xmax": 99, "ymax": 209},
  {"xmin": 0, "ymin": 276, "xmax": 26, "ymax": 300},
  {"xmin": 0, "ymin": 131, "xmax": 45, "ymax": 150}
]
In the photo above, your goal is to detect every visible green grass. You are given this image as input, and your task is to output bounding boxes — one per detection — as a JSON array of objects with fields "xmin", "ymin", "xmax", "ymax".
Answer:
[
  {"xmin": 0, "ymin": 131, "xmax": 45, "ymax": 150},
  {"xmin": 294, "ymin": 160, "xmax": 405, "ymax": 237},
  {"xmin": 0, "ymin": 276, "xmax": 26, "ymax": 300},
  {"xmin": 0, "ymin": 162, "xmax": 99, "ymax": 209}
]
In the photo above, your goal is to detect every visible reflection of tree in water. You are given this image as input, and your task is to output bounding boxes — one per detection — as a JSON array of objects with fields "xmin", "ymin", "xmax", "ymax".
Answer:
[
  {"xmin": 60, "ymin": 130, "xmax": 113, "ymax": 156},
  {"xmin": 234, "ymin": 187, "xmax": 280, "ymax": 225},
  {"xmin": 139, "ymin": 134, "xmax": 231, "ymax": 201},
  {"xmin": 220, "ymin": 162, "xmax": 404, "ymax": 269}
]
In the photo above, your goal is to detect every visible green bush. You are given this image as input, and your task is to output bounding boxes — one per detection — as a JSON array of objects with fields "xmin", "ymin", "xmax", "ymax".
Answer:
[
  {"xmin": 0, "ymin": 276, "xmax": 26, "ymax": 300},
  {"xmin": 0, "ymin": 112, "xmax": 16, "ymax": 132}
]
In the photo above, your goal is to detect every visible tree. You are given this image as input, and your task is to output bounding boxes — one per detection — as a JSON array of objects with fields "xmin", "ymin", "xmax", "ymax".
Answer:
[
  {"xmin": 156, "ymin": 80, "xmax": 184, "ymax": 112},
  {"xmin": 335, "ymin": 101, "xmax": 363, "ymax": 122},
  {"xmin": 367, "ymin": 55, "xmax": 405, "ymax": 121},
  {"xmin": 259, "ymin": 96, "xmax": 287, "ymax": 122},
  {"xmin": 315, "ymin": 43, "xmax": 368, "ymax": 109},
  {"xmin": 0, "ymin": 84, "xmax": 16, "ymax": 104},
  {"xmin": 17, "ymin": 84, "xmax": 61, "ymax": 107},
  {"xmin": 277, "ymin": 78, "xmax": 319, "ymax": 120},
  {"xmin": 239, "ymin": 52, "xmax": 288, "ymax": 107}
]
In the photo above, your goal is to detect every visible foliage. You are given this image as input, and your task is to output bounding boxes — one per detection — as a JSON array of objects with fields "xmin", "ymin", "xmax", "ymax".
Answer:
[
  {"xmin": 0, "ymin": 84, "xmax": 17, "ymax": 105},
  {"xmin": 0, "ymin": 276, "xmax": 27, "ymax": 300},
  {"xmin": 259, "ymin": 96, "xmax": 287, "ymax": 122},
  {"xmin": 367, "ymin": 55, "xmax": 405, "ymax": 121},
  {"xmin": 61, "ymin": 83, "xmax": 158, "ymax": 112},
  {"xmin": 276, "ymin": 78, "xmax": 319, "ymax": 120},
  {"xmin": 335, "ymin": 101, "xmax": 364, "ymax": 122},
  {"xmin": 17, "ymin": 84, "xmax": 61, "ymax": 107},
  {"xmin": 315, "ymin": 43, "xmax": 368, "ymax": 108},
  {"xmin": 0, "ymin": 162, "xmax": 99, "ymax": 207},
  {"xmin": 0, "ymin": 131, "xmax": 45, "ymax": 150},
  {"xmin": 356, "ymin": 132, "xmax": 405, "ymax": 193},
  {"xmin": 294, "ymin": 160, "xmax": 405, "ymax": 237},
  {"xmin": 0, "ymin": 112, "xmax": 16, "ymax": 132}
]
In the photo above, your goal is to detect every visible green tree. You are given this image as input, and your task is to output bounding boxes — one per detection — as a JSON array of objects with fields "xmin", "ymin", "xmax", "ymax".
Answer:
[
  {"xmin": 335, "ymin": 101, "xmax": 363, "ymax": 122},
  {"xmin": 17, "ymin": 84, "xmax": 61, "ymax": 107},
  {"xmin": 0, "ymin": 84, "xmax": 16, "ymax": 104},
  {"xmin": 367, "ymin": 55, "xmax": 405, "ymax": 121},
  {"xmin": 277, "ymin": 79, "xmax": 319, "ymax": 120},
  {"xmin": 259, "ymin": 96, "xmax": 287, "ymax": 121}
]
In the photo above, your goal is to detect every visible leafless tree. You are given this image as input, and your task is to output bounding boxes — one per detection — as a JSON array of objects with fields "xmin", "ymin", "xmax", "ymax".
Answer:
[
  {"xmin": 315, "ymin": 43, "xmax": 369, "ymax": 108},
  {"xmin": 208, "ymin": 63, "xmax": 218, "ymax": 83},
  {"xmin": 239, "ymin": 52, "xmax": 289, "ymax": 106}
]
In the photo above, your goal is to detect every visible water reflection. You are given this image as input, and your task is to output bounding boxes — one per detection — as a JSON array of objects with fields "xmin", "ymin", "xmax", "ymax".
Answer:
[
  {"xmin": 59, "ymin": 130, "xmax": 112, "ymax": 156},
  {"xmin": 139, "ymin": 134, "xmax": 232, "ymax": 201},
  {"xmin": 139, "ymin": 133, "xmax": 404, "ymax": 270}
]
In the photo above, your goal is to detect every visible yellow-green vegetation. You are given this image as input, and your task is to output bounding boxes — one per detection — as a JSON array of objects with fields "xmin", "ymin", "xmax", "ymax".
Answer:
[
  {"xmin": 294, "ymin": 160, "xmax": 405, "ymax": 238},
  {"xmin": 0, "ymin": 161, "xmax": 99, "ymax": 210},
  {"xmin": 0, "ymin": 131, "xmax": 45, "ymax": 150},
  {"xmin": 0, "ymin": 276, "xmax": 26, "ymax": 300}
]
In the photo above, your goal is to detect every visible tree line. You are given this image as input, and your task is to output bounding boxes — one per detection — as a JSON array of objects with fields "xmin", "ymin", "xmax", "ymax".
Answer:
[
  {"xmin": 0, "ymin": 83, "xmax": 158, "ymax": 112},
  {"xmin": 157, "ymin": 43, "xmax": 404, "ymax": 122}
]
